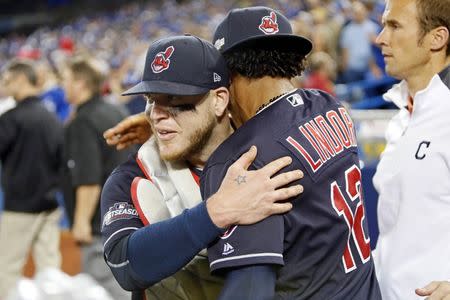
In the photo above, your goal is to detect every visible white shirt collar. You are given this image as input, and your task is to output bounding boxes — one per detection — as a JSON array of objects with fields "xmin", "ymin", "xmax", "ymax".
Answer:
[{"xmin": 383, "ymin": 73, "xmax": 443, "ymax": 110}]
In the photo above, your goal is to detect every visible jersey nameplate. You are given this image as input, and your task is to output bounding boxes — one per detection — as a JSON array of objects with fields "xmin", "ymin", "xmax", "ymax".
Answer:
[{"xmin": 280, "ymin": 107, "xmax": 357, "ymax": 177}]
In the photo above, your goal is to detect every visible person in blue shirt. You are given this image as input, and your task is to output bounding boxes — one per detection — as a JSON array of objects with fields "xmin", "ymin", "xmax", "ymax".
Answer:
[{"xmin": 37, "ymin": 60, "xmax": 71, "ymax": 122}]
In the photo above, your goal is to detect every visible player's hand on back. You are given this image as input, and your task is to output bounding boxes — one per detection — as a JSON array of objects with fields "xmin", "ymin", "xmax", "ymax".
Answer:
[
  {"xmin": 103, "ymin": 112, "xmax": 152, "ymax": 150},
  {"xmin": 207, "ymin": 145, "xmax": 303, "ymax": 228},
  {"xmin": 416, "ymin": 281, "xmax": 450, "ymax": 299}
]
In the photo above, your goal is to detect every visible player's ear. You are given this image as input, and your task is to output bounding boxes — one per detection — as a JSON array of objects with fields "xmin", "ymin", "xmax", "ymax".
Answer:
[
  {"xmin": 429, "ymin": 26, "xmax": 449, "ymax": 52},
  {"xmin": 211, "ymin": 87, "xmax": 230, "ymax": 117}
]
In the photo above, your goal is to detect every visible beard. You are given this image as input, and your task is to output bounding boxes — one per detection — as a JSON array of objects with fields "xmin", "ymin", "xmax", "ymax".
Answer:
[{"xmin": 152, "ymin": 112, "xmax": 216, "ymax": 162}]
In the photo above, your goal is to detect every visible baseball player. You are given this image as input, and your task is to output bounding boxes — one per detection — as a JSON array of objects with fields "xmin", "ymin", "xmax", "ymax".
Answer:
[
  {"xmin": 100, "ymin": 35, "xmax": 303, "ymax": 299},
  {"xmin": 200, "ymin": 7, "xmax": 381, "ymax": 299}
]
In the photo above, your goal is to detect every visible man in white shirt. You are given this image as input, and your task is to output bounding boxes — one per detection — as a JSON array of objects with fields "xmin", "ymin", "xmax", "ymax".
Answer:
[{"xmin": 373, "ymin": 0, "xmax": 450, "ymax": 299}]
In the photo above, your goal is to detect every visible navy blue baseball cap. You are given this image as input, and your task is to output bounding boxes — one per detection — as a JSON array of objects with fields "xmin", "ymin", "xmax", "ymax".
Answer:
[
  {"xmin": 213, "ymin": 6, "xmax": 312, "ymax": 55},
  {"xmin": 122, "ymin": 35, "xmax": 230, "ymax": 96}
]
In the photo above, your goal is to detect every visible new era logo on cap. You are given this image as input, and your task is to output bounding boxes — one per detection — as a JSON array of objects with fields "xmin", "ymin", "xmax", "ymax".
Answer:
[
  {"xmin": 213, "ymin": 72, "xmax": 221, "ymax": 82},
  {"xmin": 151, "ymin": 46, "xmax": 174, "ymax": 73},
  {"xmin": 259, "ymin": 11, "xmax": 279, "ymax": 35},
  {"xmin": 214, "ymin": 37, "xmax": 225, "ymax": 50}
]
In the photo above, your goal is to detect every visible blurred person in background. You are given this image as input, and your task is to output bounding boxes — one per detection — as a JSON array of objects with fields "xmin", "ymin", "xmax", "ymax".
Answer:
[
  {"xmin": 0, "ymin": 60, "xmax": 63, "ymax": 299},
  {"xmin": 36, "ymin": 59, "xmax": 71, "ymax": 123},
  {"xmin": 291, "ymin": 10, "xmax": 313, "ymax": 42},
  {"xmin": 305, "ymin": 0, "xmax": 343, "ymax": 63},
  {"xmin": 309, "ymin": 6, "xmax": 341, "ymax": 63},
  {"xmin": 301, "ymin": 51, "xmax": 337, "ymax": 95},
  {"xmin": 107, "ymin": 56, "xmax": 146, "ymax": 117},
  {"xmin": 372, "ymin": 0, "xmax": 450, "ymax": 299},
  {"xmin": 338, "ymin": 1, "xmax": 382, "ymax": 83},
  {"xmin": 61, "ymin": 56, "xmax": 132, "ymax": 300}
]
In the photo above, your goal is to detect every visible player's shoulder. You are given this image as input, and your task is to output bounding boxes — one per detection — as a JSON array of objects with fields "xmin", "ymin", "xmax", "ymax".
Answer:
[
  {"xmin": 111, "ymin": 152, "xmax": 143, "ymax": 175},
  {"xmin": 252, "ymin": 89, "xmax": 341, "ymax": 128},
  {"xmin": 297, "ymin": 88, "xmax": 342, "ymax": 110},
  {"xmin": 103, "ymin": 153, "xmax": 144, "ymax": 194},
  {"xmin": 207, "ymin": 89, "xmax": 340, "ymax": 162},
  {"xmin": 101, "ymin": 153, "xmax": 144, "ymax": 227},
  {"xmin": 439, "ymin": 64, "xmax": 450, "ymax": 91}
]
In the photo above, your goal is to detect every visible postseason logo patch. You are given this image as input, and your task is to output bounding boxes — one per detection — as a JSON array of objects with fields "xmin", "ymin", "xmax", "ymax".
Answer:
[{"xmin": 103, "ymin": 202, "xmax": 138, "ymax": 227}]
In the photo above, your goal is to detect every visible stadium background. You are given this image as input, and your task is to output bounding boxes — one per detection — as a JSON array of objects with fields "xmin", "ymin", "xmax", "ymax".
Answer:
[{"xmin": 0, "ymin": 0, "xmax": 396, "ymax": 293}]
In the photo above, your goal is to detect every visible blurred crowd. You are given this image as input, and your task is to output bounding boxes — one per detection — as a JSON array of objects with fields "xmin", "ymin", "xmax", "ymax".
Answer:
[{"xmin": 0, "ymin": 0, "xmax": 393, "ymax": 115}]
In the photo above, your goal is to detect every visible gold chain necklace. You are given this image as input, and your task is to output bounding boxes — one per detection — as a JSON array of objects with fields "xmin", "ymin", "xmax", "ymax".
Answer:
[{"xmin": 255, "ymin": 92, "xmax": 288, "ymax": 114}]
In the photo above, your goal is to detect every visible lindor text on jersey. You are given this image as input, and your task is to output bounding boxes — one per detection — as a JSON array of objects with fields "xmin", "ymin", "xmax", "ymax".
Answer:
[{"xmin": 286, "ymin": 107, "xmax": 357, "ymax": 173}]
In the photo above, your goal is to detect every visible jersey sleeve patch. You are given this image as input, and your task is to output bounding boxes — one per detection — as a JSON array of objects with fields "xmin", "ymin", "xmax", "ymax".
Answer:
[{"xmin": 102, "ymin": 202, "xmax": 139, "ymax": 228}]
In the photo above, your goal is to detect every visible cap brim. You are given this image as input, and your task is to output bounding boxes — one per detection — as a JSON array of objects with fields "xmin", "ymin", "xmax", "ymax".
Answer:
[
  {"xmin": 222, "ymin": 34, "xmax": 313, "ymax": 56},
  {"xmin": 122, "ymin": 80, "xmax": 211, "ymax": 96}
]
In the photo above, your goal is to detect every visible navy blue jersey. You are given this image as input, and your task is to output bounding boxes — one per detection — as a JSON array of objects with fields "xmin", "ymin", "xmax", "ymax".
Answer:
[
  {"xmin": 201, "ymin": 89, "xmax": 381, "ymax": 299},
  {"xmin": 101, "ymin": 154, "xmax": 146, "ymax": 251},
  {"xmin": 101, "ymin": 154, "xmax": 145, "ymax": 298},
  {"xmin": 101, "ymin": 153, "xmax": 224, "ymax": 299}
]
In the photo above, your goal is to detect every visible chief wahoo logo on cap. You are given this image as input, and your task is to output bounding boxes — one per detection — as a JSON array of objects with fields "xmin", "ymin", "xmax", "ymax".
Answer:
[
  {"xmin": 259, "ymin": 11, "xmax": 279, "ymax": 35},
  {"xmin": 151, "ymin": 46, "xmax": 174, "ymax": 73}
]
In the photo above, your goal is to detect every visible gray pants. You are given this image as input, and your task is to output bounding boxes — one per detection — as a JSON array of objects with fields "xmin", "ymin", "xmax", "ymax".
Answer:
[
  {"xmin": 82, "ymin": 236, "xmax": 130, "ymax": 300},
  {"xmin": 0, "ymin": 209, "xmax": 61, "ymax": 298}
]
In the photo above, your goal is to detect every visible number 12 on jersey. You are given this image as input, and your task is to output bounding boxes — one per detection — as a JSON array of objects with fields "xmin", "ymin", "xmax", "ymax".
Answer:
[{"xmin": 331, "ymin": 165, "xmax": 371, "ymax": 273}]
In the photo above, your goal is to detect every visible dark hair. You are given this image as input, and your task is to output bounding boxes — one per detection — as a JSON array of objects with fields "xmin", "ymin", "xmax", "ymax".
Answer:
[
  {"xmin": 4, "ymin": 60, "xmax": 38, "ymax": 86},
  {"xmin": 66, "ymin": 57, "xmax": 104, "ymax": 94},
  {"xmin": 416, "ymin": 0, "xmax": 450, "ymax": 56},
  {"xmin": 223, "ymin": 44, "xmax": 307, "ymax": 79}
]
